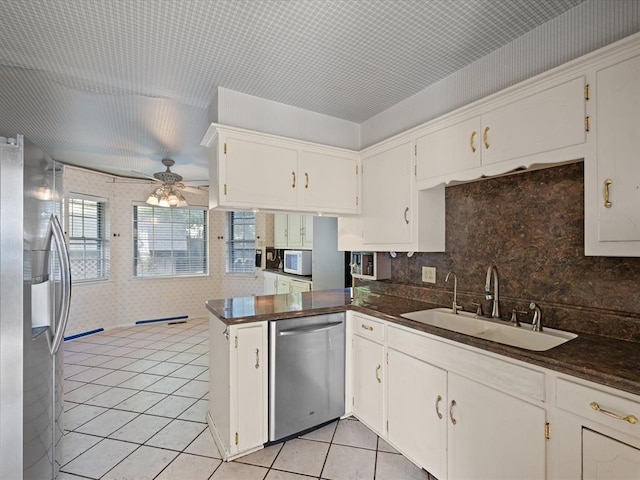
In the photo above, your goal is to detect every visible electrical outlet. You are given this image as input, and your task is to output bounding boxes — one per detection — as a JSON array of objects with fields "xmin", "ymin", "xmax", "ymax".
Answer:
[{"xmin": 422, "ymin": 266, "xmax": 436, "ymax": 283}]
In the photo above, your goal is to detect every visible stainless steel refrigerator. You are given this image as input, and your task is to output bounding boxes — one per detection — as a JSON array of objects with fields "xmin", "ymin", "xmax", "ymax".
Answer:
[{"xmin": 0, "ymin": 135, "xmax": 71, "ymax": 479}]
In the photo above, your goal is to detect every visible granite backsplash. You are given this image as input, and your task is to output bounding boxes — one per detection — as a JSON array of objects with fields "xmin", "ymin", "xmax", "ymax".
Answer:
[{"xmin": 358, "ymin": 161, "xmax": 640, "ymax": 342}]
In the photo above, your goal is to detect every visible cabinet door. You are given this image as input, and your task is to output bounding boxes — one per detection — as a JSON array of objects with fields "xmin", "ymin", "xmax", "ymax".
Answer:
[
  {"xmin": 352, "ymin": 334, "xmax": 385, "ymax": 435},
  {"xmin": 276, "ymin": 277, "xmax": 290, "ymax": 294},
  {"xmin": 289, "ymin": 279, "xmax": 311, "ymax": 293},
  {"xmin": 263, "ymin": 272, "xmax": 278, "ymax": 295},
  {"xmin": 302, "ymin": 215, "xmax": 313, "ymax": 249},
  {"xmin": 234, "ymin": 324, "xmax": 267, "ymax": 453},
  {"xmin": 595, "ymin": 55, "xmax": 640, "ymax": 243},
  {"xmin": 583, "ymin": 429, "xmax": 640, "ymax": 479},
  {"xmin": 416, "ymin": 117, "xmax": 481, "ymax": 181},
  {"xmin": 448, "ymin": 373, "xmax": 546, "ymax": 480},
  {"xmin": 387, "ymin": 349, "xmax": 447, "ymax": 479},
  {"xmin": 286, "ymin": 215, "xmax": 303, "ymax": 248},
  {"xmin": 298, "ymin": 150, "xmax": 359, "ymax": 213},
  {"xmin": 223, "ymin": 135, "xmax": 298, "ymax": 208},
  {"xmin": 481, "ymin": 76, "xmax": 586, "ymax": 165},
  {"xmin": 361, "ymin": 139, "xmax": 413, "ymax": 246},
  {"xmin": 274, "ymin": 214, "xmax": 288, "ymax": 248}
]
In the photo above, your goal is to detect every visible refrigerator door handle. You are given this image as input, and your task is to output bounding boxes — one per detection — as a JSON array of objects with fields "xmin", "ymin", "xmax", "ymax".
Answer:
[{"xmin": 48, "ymin": 214, "xmax": 71, "ymax": 355}]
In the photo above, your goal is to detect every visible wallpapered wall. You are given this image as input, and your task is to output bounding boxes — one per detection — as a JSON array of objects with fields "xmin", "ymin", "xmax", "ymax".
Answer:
[
  {"xmin": 63, "ymin": 166, "xmax": 267, "ymax": 336},
  {"xmin": 364, "ymin": 162, "xmax": 640, "ymax": 341}
]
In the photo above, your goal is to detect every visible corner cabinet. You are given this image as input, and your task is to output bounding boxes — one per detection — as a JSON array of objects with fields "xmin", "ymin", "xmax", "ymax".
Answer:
[
  {"xmin": 208, "ymin": 314, "xmax": 268, "ymax": 460},
  {"xmin": 359, "ymin": 136, "xmax": 445, "ymax": 252},
  {"xmin": 201, "ymin": 124, "xmax": 360, "ymax": 215},
  {"xmin": 550, "ymin": 376, "xmax": 640, "ymax": 479}
]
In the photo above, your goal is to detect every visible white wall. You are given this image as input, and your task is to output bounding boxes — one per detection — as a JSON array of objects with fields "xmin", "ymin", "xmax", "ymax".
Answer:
[
  {"xmin": 360, "ymin": 0, "xmax": 640, "ymax": 147},
  {"xmin": 216, "ymin": 87, "xmax": 360, "ymax": 150},
  {"xmin": 63, "ymin": 166, "xmax": 266, "ymax": 336}
]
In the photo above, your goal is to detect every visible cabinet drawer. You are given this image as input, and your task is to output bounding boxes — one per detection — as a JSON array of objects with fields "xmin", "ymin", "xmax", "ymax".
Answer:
[
  {"xmin": 388, "ymin": 325, "xmax": 545, "ymax": 401},
  {"xmin": 352, "ymin": 314, "xmax": 385, "ymax": 343},
  {"xmin": 557, "ymin": 378, "xmax": 640, "ymax": 439}
]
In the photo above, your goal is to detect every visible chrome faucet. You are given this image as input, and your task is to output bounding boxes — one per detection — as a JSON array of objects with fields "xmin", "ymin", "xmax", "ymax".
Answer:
[
  {"xmin": 485, "ymin": 265, "xmax": 500, "ymax": 319},
  {"xmin": 530, "ymin": 302, "xmax": 543, "ymax": 332},
  {"xmin": 445, "ymin": 271, "xmax": 462, "ymax": 314}
]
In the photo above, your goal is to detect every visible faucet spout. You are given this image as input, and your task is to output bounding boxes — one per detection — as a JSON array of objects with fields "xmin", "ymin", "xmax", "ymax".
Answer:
[
  {"xmin": 530, "ymin": 302, "xmax": 543, "ymax": 332},
  {"xmin": 445, "ymin": 271, "xmax": 462, "ymax": 314},
  {"xmin": 485, "ymin": 265, "xmax": 500, "ymax": 319}
]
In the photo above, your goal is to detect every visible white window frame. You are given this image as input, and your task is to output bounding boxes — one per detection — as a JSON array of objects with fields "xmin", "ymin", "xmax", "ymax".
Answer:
[
  {"xmin": 67, "ymin": 193, "xmax": 110, "ymax": 283},
  {"xmin": 226, "ymin": 211, "xmax": 256, "ymax": 275},
  {"xmin": 132, "ymin": 203, "xmax": 208, "ymax": 278}
]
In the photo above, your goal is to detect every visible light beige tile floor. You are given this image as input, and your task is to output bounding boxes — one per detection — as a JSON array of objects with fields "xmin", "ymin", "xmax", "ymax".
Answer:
[{"xmin": 60, "ymin": 318, "xmax": 436, "ymax": 479}]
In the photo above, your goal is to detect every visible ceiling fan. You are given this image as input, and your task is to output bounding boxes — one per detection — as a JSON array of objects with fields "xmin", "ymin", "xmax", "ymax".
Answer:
[{"xmin": 133, "ymin": 158, "xmax": 208, "ymax": 207}]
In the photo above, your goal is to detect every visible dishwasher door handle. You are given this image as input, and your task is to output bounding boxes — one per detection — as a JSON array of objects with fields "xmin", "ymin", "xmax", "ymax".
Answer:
[{"xmin": 277, "ymin": 321, "xmax": 343, "ymax": 336}]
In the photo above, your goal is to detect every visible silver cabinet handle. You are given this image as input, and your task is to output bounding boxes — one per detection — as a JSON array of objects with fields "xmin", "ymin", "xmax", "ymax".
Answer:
[
  {"xmin": 404, "ymin": 207, "xmax": 409, "ymax": 224},
  {"xmin": 590, "ymin": 402, "xmax": 638, "ymax": 424},
  {"xmin": 291, "ymin": 171, "xmax": 296, "ymax": 188},
  {"xmin": 255, "ymin": 348, "xmax": 260, "ymax": 369},
  {"xmin": 450, "ymin": 400, "xmax": 457, "ymax": 425},
  {"xmin": 435, "ymin": 395, "xmax": 443, "ymax": 419},
  {"xmin": 49, "ymin": 215, "xmax": 71, "ymax": 355},
  {"xmin": 375, "ymin": 364, "xmax": 382, "ymax": 383}
]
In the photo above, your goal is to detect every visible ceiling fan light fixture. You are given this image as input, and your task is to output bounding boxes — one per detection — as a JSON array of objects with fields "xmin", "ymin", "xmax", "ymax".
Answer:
[
  {"xmin": 158, "ymin": 194, "xmax": 170, "ymax": 208},
  {"xmin": 167, "ymin": 190, "xmax": 179, "ymax": 206},
  {"xmin": 176, "ymin": 191, "xmax": 188, "ymax": 207},
  {"xmin": 146, "ymin": 191, "xmax": 160, "ymax": 206}
]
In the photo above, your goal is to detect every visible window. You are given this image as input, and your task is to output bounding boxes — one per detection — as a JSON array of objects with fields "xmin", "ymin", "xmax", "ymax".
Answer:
[
  {"xmin": 133, "ymin": 204, "xmax": 208, "ymax": 278},
  {"xmin": 227, "ymin": 211, "xmax": 255, "ymax": 274},
  {"xmin": 68, "ymin": 195, "xmax": 110, "ymax": 282}
]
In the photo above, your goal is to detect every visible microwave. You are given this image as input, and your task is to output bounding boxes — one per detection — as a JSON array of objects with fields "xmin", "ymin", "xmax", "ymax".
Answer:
[{"xmin": 283, "ymin": 250, "xmax": 312, "ymax": 276}]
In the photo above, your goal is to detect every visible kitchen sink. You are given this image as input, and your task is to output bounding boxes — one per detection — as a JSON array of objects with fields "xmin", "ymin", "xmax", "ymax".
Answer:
[{"xmin": 400, "ymin": 308, "xmax": 577, "ymax": 351}]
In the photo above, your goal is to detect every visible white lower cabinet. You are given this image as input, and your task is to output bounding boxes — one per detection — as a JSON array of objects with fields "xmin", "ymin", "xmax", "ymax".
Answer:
[
  {"xmin": 352, "ymin": 333, "xmax": 385, "ymax": 434},
  {"xmin": 551, "ymin": 376, "xmax": 640, "ymax": 479},
  {"xmin": 276, "ymin": 276, "xmax": 290, "ymax": 294},
  {"xmin": 289, "ymin": 278, "xmax": 312, "ymax": 293},
  {"xmin": 208, "ymin": 315, "xmax": 268, "ymax": 460},
  {"xmin": 583, "ymin": 429, "xmax": 640, "ymax": 479},
  {"xmin": 263, "ymin": 271, "xmax": 278, "ymax": 295},
  {"xmin": 387, "ymin": 348, "xmax": 447, "ymax": 479},
  {"xmin": 352, "ymin": 314, "xmax": 547, "ymax": 479},
  {"xmin": 447, "ymin": 373, "xmax": 545, "ymax": 480}
]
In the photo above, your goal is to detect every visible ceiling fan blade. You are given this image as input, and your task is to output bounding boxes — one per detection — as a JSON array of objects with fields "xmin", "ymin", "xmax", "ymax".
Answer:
[
  {"xmin": 182, "ymin": 186, "xmax": 208, "ymax": 194},
  {"xmin": 131, "ymin": 170, "xmax": 163, "ymax": 182}
]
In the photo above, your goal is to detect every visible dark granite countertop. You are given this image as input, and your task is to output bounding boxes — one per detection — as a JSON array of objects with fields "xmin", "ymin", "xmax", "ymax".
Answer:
[{"xmin": 205, "ymin": 288, "xmax": 640, "ymax": 398}]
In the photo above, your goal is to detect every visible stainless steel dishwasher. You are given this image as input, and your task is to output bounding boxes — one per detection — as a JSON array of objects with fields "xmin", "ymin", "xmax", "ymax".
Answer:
[{"xmin": 269, "ymin": 313, "xmax": 345, "ymax": 442}]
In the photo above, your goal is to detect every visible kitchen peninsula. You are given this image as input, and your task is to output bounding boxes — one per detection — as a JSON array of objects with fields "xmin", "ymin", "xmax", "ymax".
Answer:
[{"xmin": 206, "ymin": 288, "xmax": 640, "ymax": 479}]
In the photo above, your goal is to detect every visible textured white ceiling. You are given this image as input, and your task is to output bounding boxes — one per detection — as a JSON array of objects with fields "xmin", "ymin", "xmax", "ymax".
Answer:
[{"xmin": 0, "ymin": 0, "xmax": 584, "ymax": 181}]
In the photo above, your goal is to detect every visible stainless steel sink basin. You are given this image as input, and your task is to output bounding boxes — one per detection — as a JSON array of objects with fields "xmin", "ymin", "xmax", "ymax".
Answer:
[{"xmin": 400, "ymin": 308, "xmax": 577, "ymax": 351}]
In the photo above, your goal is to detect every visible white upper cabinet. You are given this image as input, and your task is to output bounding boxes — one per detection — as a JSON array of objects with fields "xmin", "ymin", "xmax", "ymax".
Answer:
[
  {"xmin": 481, "ymin": 76, "xmax": 586, "ymax": 166},
  {"xmin": 585, "ymin": 52, "xmax": 640, "ymax": 256},
  {"xmin": 298, "ymin": 149, "xmax": 359, "ymax": 213},
  {"xmin": 416, "ymin": 76, "xmax": 586, "ymax": 188},
  {"xmin": 222, "ymin": 131, "xmax": 299, "ymax": 209},
  {"xmin": 360, "ymin": 136, "xmax": 446, "ymax": 252},
  {"xmin": 416, "ymin": 116, "xmax": 482, "ymax": 181},
  {"xmin": 274, "ymin": 213, "xmax": 313, "ymax": 250},
  {"xmin": 361, "ymin": 138, "xmax": 414, "ymax": 246},
  {"xmin": 201, "ymin": 124, "xmax": 360, "ymax": 215}
]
